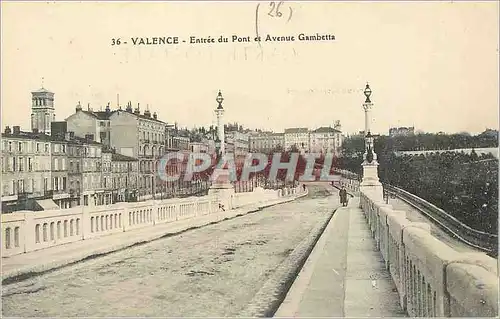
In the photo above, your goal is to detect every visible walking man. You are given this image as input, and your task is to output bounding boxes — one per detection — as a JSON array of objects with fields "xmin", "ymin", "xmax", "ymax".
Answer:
[{"xmin": 339, "ymin": 186, "xmax": 348, "ymax": 207}]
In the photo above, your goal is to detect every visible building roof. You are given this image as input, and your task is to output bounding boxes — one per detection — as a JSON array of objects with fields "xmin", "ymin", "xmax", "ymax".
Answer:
[
  {"xmin": 312, "ymin": 126, "xmax": 341, "ymax": 133},
  {"xmin": 2, "ymin": 130, "xmax": 102, "ymax": 146},
  {"xmin": 32, "ymin": 87, "xmax": 54, "ymax": 94},
  {"xmin": 114, "ymin": 109, "xmax": 166, "ymax": 124},
  {"xmin": 112, "ymin": 153, "xmax": 138, "ymax": 162},
  {"xmin": 78, "ymin": 110, "xmax": 114, "ymax": 120},
  {"xmin": 284, "ymin": 128, "xmax": 309, "ymax": 134},
  {"xmin": 2, "ymin": 131, "xmax": 54, "ymax": 141}
]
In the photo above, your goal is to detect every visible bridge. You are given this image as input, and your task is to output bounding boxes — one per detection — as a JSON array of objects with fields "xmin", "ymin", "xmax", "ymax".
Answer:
[{"xmin": 1, "ymin": 180, "xmax": 497, "ymax": 317}]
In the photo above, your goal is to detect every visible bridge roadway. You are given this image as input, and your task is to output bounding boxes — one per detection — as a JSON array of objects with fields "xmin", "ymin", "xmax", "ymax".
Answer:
[{"xmin": 3, "ymin": 184, "xmax": 344, "ymax": 317}]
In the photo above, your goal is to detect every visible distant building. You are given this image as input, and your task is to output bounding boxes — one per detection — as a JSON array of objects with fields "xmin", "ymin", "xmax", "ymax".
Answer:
[
  {"xmin": 1, "ymin": 125, "xmax": 105, "ymax": 212},
  {"xmin": 1, "ymin": 126, "xmax": 54, "ymax": 212},
  {"xmin": 225, "ymin": 131, "xmax": 250, "ymax": 157},
  {"xmin": 111, "ymin": 152, "xmax": 139, "ymax": 202},
  {"xmin": 249, "ymin": 133, "xmax": 284, "ymax": 153},
  {"xmin": 284, "ymin": 128, "xmax": 310, "ymax": 152},
  {"xmin": 389, "ymin": 126, "xmax": 415, "ymax": 137},
  {"xmin": 479, "ymin": 129, "xmax": 499, "ymax": 139},
  {"xmin": 309, "ymin": 126, "xmax": 343, "ymax": 155},
  {"xmin": 108, "ymin": 103, "xmax": 167, "ymax": 198},
  {"xmin": 65, "ymin": 102, "xmax": 112, "ymax": 146}
]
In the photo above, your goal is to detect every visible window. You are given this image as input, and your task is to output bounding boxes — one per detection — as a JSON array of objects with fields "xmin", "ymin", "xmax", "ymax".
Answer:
[
  {"xmin": 5, "ymin": 228, "xmax": 11, "ymax": 249},
  {"xmin": 14, "ymin": 227, "xmax": 20, "ymax": 247},
  {"xmin": 50, "ymin": 222, "xmax": 55, "ymax": 240},
  {"xmin": 18, "ymin": 142, "xmax": 22, "ymax": 152},
  {"xmin": 44, "ymin": 144, "xmax": 49, "ymax": 153},
  {"xmin": 18, "ymin": 158, "xmax": 23, "ymax": 172},
  {"xmin": 36, "ymin": 143, "xmax": 40, "ymax": 152},
  {"xmin": 35, "ymin": 224, "xmax": 40, "ymax": 243},
  {"xmin": 28, "ymin": 158, "xmax": 33, "ymax": 171},
  {"xmin": 8, "ymin": 142, "xmax": 12, "ymax": 152},
  {"xmin": 12, "ymin": 157, "xmax": 17, "ymax": 171}
]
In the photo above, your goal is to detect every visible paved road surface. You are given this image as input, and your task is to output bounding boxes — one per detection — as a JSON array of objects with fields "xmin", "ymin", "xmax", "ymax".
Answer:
[{"xmin": 2, "ymin": 184, "xmax": 337, "ymax": 317}]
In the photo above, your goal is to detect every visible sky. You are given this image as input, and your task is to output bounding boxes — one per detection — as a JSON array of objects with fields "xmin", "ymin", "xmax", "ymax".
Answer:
[{"xmin": 1, "ymin": 1, "xmax": 499, "ymax": 135}]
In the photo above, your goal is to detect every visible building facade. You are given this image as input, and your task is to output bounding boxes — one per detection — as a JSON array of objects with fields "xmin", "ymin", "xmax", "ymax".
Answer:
[
  {"xmin": 284, "ymin": 128, "xmax": 310, "ymax": 152},
  {"xmin": 309, "ymin": 126, "xmax": 343, "ymax": 155},
  {"xmin": 101, "ymin": 150, "xmax": 113, "ymax": 205},
  {"xmin": 109, "ymin": 103, "xmax": 167, "ymax": 198},
  {"xmin": 249, "ymin": 133, "xmax": 284, "ymax": 153},
  {"xmin": 50, "ymin": 138, "xmax": 70, "ymax": 208},
  {"xmin": 67, "ymin": 138, "xmax": 83, "ymax": 207},
  {"xmin": 389, "ymin": 126, "xmax": 415, "ymax": 137},
  {"xmin": 111, "ymin": 153, "xmax": 139, "ymax": 202},
  {"xmin": 225, "ymin": 131, "xmax": 250, "ymax": 157},
  {"xmin": 81, "ymin": 137, "xmax": 103, "ymax": 206},
  {"xmin": 65, "ymin": 102, "xmax": 113, "ymax": 146},
  {"xmin": 1, "ymin": 126, "xmax": 53, "ymax": 212}
]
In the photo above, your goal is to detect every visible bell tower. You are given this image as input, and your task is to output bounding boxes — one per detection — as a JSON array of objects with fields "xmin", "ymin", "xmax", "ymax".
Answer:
[{"xmin": 31, "ymin": 80, "xmax": 55, "ymax": 135}]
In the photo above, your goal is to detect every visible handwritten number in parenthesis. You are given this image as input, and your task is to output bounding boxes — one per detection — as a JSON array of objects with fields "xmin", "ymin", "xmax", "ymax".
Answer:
[
  {"xmin": 268, "ymin": 2, "xmax": 292, "ymax": 23},
  {"xmin": 268, "ymin": 2, "xmax": 282, "ymax": 18},
  {"xmin": 111, "ymin": 38, "xmax": 121, "ymax": 46}
]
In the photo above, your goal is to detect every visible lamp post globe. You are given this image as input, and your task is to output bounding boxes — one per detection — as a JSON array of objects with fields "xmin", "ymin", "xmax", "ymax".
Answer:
[
  {"xmin": 364, "ymin": 83, "xmax": 372, "ymax": 103},
  {"xmin": 216, "ymin": 91, "xmax": 224, "ymax": 109}
]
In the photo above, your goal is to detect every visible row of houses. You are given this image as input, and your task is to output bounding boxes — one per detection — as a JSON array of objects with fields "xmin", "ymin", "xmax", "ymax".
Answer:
[
  {"xmin": 3, "ymin": 86, "xmax": 346, "ymax": 212},
  {"xmin": 249, "ymin": 121, "xmax": 344, "ymax": 155},
  {"xmin": 1, "ymin": 125, "xmax": 139, "ymax": 212}
]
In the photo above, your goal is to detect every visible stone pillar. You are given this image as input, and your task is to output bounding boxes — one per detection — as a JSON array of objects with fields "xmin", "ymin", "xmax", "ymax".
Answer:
[{"xmin": 208, "ymin": 168, "xmax": 235, "ymax": 211}]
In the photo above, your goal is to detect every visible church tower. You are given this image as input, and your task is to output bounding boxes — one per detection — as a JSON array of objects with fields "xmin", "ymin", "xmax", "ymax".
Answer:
[{"xmin": 31, "ymin": 85, "xmax": 55, "ymax": 135}]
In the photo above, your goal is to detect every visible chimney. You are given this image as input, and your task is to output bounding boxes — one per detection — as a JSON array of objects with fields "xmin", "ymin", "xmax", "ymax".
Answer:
[
  {"xmin": 4, "ymin": 126, "xmax": 11, "ymax": 134},
  {"xmin": 105, "ymin": 102, "xmax": 111, "ymax": 113},
  {"xmin": 13, "ymin": 126, "xmax": 20, "ymax": 135},
  {"xmin": 126, "ymin": 101, "xmax": 132, "ymax": 112},
  {"xmin": 144, "ymin": 105, "xmax": 151, "ymax": 118},
  {"xmin": 134, "ymin": 103, "xmax": 140, "ymax": 115},
  {"xmin": 76, "ymin": 101, "xmax": 82, "ymax": 112},
  {"xmin": 153, "ymin": 112, "xmax": 157, "ymax": 120}
]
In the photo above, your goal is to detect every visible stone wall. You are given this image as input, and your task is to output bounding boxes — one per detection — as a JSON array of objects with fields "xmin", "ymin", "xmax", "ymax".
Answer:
[{"xmin": 360, "ymin": 189, "xmax": 498, "ymax": 317}]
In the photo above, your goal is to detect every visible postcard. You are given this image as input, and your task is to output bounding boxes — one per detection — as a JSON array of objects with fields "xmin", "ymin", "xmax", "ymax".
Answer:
[{"xmin": 1, "ymin": 1, "xmax": 498, "ymax": 318}]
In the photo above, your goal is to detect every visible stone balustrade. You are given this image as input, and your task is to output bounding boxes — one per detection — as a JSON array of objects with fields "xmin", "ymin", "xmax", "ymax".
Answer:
[
  {"xmin": 2, "ymin": 186, "xmax": 303, "ymax": 258},
  {"xmin": 360, "ymin": 189, "xmax": 498, "ymax": 317}
]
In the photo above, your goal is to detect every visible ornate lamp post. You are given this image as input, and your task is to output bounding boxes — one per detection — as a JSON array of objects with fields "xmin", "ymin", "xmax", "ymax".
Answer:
[
  {"xmin": 208, "ymin": 90, "xmax": 235, "ymax": 208},
  {"xmin": 360, "ymin": 83, "xmax": 383, "ymax": 200},
  {"xmin": 215, "ymin": 91, "xmax": 225, "ymax": 156}
]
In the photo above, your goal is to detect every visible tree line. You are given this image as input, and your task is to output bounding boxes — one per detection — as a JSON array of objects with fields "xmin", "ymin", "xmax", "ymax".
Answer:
[{"xmin": 340, "ymin": 132, "xmax": 499, "ymax": 234}]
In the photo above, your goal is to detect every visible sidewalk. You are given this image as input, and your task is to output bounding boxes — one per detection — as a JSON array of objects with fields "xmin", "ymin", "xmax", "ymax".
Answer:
[
  {"xmin": 343, "ymin": 198, "xmax": 406, "ymax": 317},
  {"xmin": 274, "ymin": 197, "xmax": 405, "ymax": 317},
  {"xmin": 2, "ymin": 195, "xmax": 302, "ymax": 283}
]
